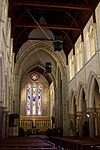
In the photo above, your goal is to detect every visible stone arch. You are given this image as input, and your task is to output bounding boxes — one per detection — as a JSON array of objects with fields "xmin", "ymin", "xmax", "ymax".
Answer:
[
  {"xmin": 15, "ymin": 41, "xmax": 66, "ymax": 81},
  {"xmin": 69, "ymin": 89, "xmax": 76, "ymax": 115},
  {"xmin": 77, "ymin": 82, "xmax": 89, "ymax": 136},
  {"xmin": 77, "ymin": 82, "xmax": 86, "ymax": 112},
  {"xmin": 87, "ymin": 72, "xmax": 100, "ymax": 137},
  {"xmin": 15, "ymin": 41, "xmax": 67, "ymax": 105},
  {"xmin": 87, "ymin": 71, "xmax": 100, "ymax": 108},
  {"xmin": 14, "ymin": 41, "xmax": 67, "ymax": 133}
]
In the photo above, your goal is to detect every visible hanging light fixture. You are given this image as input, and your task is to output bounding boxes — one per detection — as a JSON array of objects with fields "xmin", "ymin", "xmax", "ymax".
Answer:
[
  {"xmin": 45, "ymin": 62, "xmax": 52, "ymax": 73},
  {"xmin": 53, "ymin": 36, "xmax": 63, "ymax": 51}
]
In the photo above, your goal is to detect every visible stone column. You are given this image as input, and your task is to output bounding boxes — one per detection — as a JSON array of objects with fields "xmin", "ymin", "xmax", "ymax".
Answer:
[
  {"xmin": 87, "ymin": 108, "xmax": 95, "ymax": 137},
  {"xmin": 0, "ymin": 108, "xmax": 9, "ymax": 140},
  {"xmin": 54, "ymin": 87, "xmax": 59, "ymax": 128},
  {"xmin": 96, "ymin": 108, "xmax": 100, "ymax": 137},
  {"xmin": 0, "ymin": 56, "xmax": 2, "ymax": 102},
  {"xmin": 62, "ymin": 77, "xmax": 69, "ymax": 136},
  {"xmin": 0, "ymin": 0, "xmax": 5, "ymax": 22},
  {"xmin": 58, "ymin": 90, "xmax": 63, "ymax": 128},
  {"xmin": 54, "ymin": 65, "xmax": 60, "ymax": 129},
  {"xmin": 5, "ymin": 111, "xmax": 9, "ymax": 138},
  {"xmin": 1, "ymin": 106, "xmax": 10, "ymax": 139},
  {"xmin": 69, "ymin": 114, "xmax": 76, "ymax": 136},
  {"xmin": 14, "ymin": 74, "xmax": 21, "ymax": 126},
  {"xmin": 2, "ymin": 108, "xmax": 9, "ymax": 139},
  {"xmin": 0, "ymin": 107, "xmax": 4, "ymax": 141},
  {"xmin": 77, "ymin": 112, "xmax": 83, "ymax": 137}
]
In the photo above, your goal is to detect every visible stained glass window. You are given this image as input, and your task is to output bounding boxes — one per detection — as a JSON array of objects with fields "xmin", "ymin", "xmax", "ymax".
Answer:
[
  {"xmin": 32, "ymin": 75, "xmax": 37, "ymax": 81},
  {"xmin": 27, "ymin": 84, "xmax": 31, "ymax": 115},
  {"xmin": 32, "ymin": 84, "xmax": 36, "ymax": 115},
  {"xmin": 27, "ymin": 83, "xmax": 42, "ymax": 116},
  {"xmin": 38, "ymin": 85, "xmax": 42, "ymax": 115}
]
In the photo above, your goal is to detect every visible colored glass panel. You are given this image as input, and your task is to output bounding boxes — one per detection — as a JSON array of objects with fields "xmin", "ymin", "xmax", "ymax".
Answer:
[
  {"xmin": 32, "ymin": 84, "xmax": 36, "ymax": 115},
  {"xmin": 38, "ymin": 85, "xmax": 42, "ymax": 115},
  {"xmin": 27, "ymin": 84, "xmax": 31, "ymax": 115}
]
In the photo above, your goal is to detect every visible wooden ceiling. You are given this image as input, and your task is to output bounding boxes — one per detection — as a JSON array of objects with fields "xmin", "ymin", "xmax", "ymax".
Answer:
[{"xmin": 8, "ymin": 0, "xmax": 99, "ymax": 61}]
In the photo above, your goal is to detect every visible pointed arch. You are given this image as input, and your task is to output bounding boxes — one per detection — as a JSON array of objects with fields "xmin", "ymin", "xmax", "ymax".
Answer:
[
  {"xmin": 69, "ymin": 89, "xmax": 76, "ymax": 114},
  {"xmin": 26, "ymin": 83, "xmax": 31, "ymax": 115},
  {"xmin": 87, "ymin": 72, "xmax": 100, "ymax": 108},
  {"xmin": 77, "ymin": 82, "xmax": 86, "ymax": 112}
]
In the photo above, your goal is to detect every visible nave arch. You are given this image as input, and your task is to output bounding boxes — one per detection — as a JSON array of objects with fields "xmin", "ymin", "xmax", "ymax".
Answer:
[
  {"xmin": 15, "ymin": 41, "xmax": 66, "ymax": 78},
  {"xmin": 87, "ymin": 72, "xmax": 100, "ymax": 137},
  {"xmin": 69, "ymin": 90, "xmax": 77, "ymax": 136},
  {"xmin": 14, "ymin": 38, "xmax": 68, "ymax": 135},
  {"xmin": 69, "ymin": 72, "xmax": 100, "ymax": 137}
]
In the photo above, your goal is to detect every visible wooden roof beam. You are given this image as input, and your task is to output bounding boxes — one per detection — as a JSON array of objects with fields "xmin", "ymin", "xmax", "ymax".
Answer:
[
  {"xmin": 14, "ymin": 23, "xmax": 81, "ymax": 31},
  {"xmin": 12, "ymin": 0, "xmax": 91, "ymax": 11}
]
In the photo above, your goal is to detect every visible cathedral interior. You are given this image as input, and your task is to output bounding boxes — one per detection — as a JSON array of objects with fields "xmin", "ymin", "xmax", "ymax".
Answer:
[{"xmin": 0, "ymin": 0, "xmax": 100, "ymax": 149}]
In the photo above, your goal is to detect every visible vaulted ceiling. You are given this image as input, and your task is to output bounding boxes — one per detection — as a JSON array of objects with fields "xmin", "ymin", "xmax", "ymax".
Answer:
[{"xmin": 8, "ymin": 0, "xmax": 99, "ymax": 61}]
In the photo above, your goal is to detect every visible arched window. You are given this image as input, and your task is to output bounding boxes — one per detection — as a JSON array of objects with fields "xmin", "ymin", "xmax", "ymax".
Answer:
[
  {"xmin": 38, "ymin": 84, "xmax": 42, "ymax": 115},
  {"xmin": 27, "ymin": 84, "xmax": 31, "ymax": 115},
  {"xmin": 32, "ymin": 84, "xmax": 36, "ymax": 115},
  {"xmin": 86, "ymin": 24, "xmax": 95, "ymax": 62},
  {"xmin": 89, "ymin": 24, "xmax": 95, "ymax": 57},
  {"xmin": 26, "ymin": 83, "xmax": 42, "ymax": 116},
  {"xmin": 68, "ymin": 50, "xmax": 75, "ymax": 80},
  {"xmin": 76, "ymin": 43, "xmax": 83, "ymax": 73}
]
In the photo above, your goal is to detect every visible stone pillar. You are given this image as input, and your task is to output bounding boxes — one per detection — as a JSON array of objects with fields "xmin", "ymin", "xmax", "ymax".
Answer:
[
  {"xmin": 96, "ymin": 108, "xmax": 100, "ymax": 137},
  {"xmin": 0, "ymin": 56, "xmax": 2, "ymax": 102},
  {"xmin": 0, "ymin": 107, "xmax": 4, "ymax": 141},
  {"xmin": 69, "ymin": 114, "xmax": 76, "ymax": 136},
  {"xmin": 2, "ymin": 108, "xmax": 9, "ymax": 139},
  {"xmin": 87, "ymin": 108, "xmax": 95, "ymax": 137},
  {"xmin": 0, "ymin": 0, "xmax": 5, "ymax": 22},
  {"xmin": 58, "ymin": 92, "xmax": 63, "ymax": 128},
  {"xmin": 2, "ymin": 109, "xmax": 10, "ymax": 139},
  {"xmin": 2, "ymin": 108, "xmax": 6, "ymax": 139},
  {"xmin": 62, "ymin": 77, "xmax": 69, "ymax": 136},
  {"xmin": 77, "ymin": 112, "xmax": 83, "ymax": 137},
  {"xmin": 14, "ymin": 74, "xmax": 21, "ymax": 126},
  {"xmin": 0, "ymin": 107, "xmax": 9, "ymax": 140},
  {"xmin": 54, "ymin": 87, "xmax": 59, "ymax": 128}
]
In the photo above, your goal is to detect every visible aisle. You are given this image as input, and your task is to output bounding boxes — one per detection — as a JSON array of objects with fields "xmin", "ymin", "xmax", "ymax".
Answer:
[{"xmin": 0, "ymin": 135, "xmax": 57, "ymax": 150}]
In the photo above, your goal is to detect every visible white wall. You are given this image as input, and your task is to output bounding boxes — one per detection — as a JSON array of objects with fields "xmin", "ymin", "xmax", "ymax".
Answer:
[{"xmin": 68, "ymin": 2, "xmax": 100, "ymax": 109}]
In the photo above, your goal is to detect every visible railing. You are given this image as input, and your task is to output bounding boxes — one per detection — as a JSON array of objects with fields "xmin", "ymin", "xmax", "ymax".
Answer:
[{"xmin": 20, "ymin": 119, "xmax": 51, "ymax": 133}]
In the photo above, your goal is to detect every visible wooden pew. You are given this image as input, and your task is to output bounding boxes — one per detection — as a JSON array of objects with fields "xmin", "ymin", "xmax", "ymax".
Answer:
[
  {"xmin": 0, "ymin": 148, "xmax": 58, "ymax": 150},
  {"xmin": 48, "ymin": 136, "xmax": 100, "ymax": 150}
]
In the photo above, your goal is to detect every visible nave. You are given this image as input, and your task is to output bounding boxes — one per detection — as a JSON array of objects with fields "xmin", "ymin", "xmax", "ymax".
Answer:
[
  {"xmin": 1, "ymin": 135, "xmax": 100, "ymax": 150},
  {"xmin": 0, "ymin": 135, "xmax": 57, "ymax": 150}
]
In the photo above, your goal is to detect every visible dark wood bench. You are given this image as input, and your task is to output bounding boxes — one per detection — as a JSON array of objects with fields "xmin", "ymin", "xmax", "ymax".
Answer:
[
  {"xmin": 48, "ymin": 136, "xmax": 100, "ymax": 150},
  {"xmin": 0, "ymin": 148, "xmax": 58, "ymax": 150}
]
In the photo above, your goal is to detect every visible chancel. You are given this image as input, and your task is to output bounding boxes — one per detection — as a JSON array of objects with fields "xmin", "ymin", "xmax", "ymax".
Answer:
[{"xmin": 0, "ymin": 0, "xmax": 100, "ymax": 149}]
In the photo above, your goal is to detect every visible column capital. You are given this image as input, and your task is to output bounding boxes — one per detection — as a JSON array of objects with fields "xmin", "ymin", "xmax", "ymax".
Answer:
[
  {"xmin": 16, "ymin": 74, "xmax": 21, "ymax": 79},
  {"xmin": 0, "ymin": 106, "xmax": 7, "ymax": 112},
  {"xmin": 2, "ymin": 107, "xmax": 10, "ymax": 113},
  {"xmin": 69, "ymin": 114, "xmax": 76, "ymax": 118},
  {"xmin": 0, "ymin": 101, "xmax": 3, "ymax": 107},
  {"xmin": 87, "ymin": 108, "xmax": 95, "ymax": 113},
  {"xmin": 77, "ymin": 112, "xmax": 83, "ymax": 116},
  {"xmin": 96, "ymin": 108, "xmax": 100, "ymax": 113}
]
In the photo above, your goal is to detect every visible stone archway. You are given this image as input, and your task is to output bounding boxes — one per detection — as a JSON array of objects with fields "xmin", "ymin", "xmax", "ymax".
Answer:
[
  {"xmin": 76, "ymin": 82, "xmax": 88, "ymax": 136},
  {"xmin": 87, "ymin": 72, "xmax": 100, "ymax": 137},
  {"xmin": 69, "ymin": 90, "xmax": 77, "ymax": 136},
  {"xmin": 14, "ymin": 39, "xmax": 68, "ymax": 135}
]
